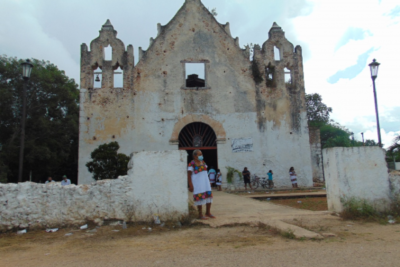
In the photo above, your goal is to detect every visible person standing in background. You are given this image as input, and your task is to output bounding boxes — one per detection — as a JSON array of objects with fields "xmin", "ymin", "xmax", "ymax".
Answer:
[
  {"xmin": 242, "ymin": 167, "xmax": 252, "ymax": 192},
  {"xmin": 61, "ymin": 175, "xmax": 71, "ymax": 186},
  {"xmin": 216, "ymin": 169, "xmax": 222, "ymax": 191}
]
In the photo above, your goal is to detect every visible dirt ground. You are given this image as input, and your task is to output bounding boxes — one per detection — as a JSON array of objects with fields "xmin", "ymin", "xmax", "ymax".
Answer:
[
  {"xmin": 1, "ymin": 216, "xmax": 400, "ymax": 267},
  {"xmin": 270, "ymin": 197, "xmax": 328, "ymax": 211}
]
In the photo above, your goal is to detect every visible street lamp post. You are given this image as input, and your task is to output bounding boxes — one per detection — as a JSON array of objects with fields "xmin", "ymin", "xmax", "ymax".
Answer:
[
  {"xmin": 368, "ymin": 59, "xmax": 382, "ymax": 147},
  {"xmin": 18, "ymin": 59, "xmax": 33, "ymax": 183}
]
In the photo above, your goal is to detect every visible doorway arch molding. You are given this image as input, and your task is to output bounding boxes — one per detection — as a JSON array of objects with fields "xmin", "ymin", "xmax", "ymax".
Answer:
[{"xmin": 169, "ymin": 114, "xmax": 226, "ymax": 145}]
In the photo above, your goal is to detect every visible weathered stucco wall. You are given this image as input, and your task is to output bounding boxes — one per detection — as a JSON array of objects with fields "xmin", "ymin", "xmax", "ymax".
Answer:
[
  {"xmin": 78, "ymin": 0, "xmax": 313, "ymax": 187},
  {"xmin": 323, "ymin": 147, "xmax": 391, "ymax": 212},
  {"xmin": 395, "ymin": 162, "xmax": 400, "ymax": 170},
  {"xmin": 0, "ymin": 151, "xmax": 188, "ymax": 231},
  {"xmin": 309, "ymin": 127, "xmax": 324, "ymax": 182}
]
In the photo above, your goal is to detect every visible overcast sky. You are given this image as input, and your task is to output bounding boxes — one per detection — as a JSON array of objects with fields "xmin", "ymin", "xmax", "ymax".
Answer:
[{"xmin": 1, "ymin": 0, "xmax": 399, "ymax": 148}]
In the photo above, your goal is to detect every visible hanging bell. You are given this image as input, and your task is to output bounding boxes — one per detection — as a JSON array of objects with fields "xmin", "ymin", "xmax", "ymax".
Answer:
[{"xmin": 95, "ymin": 74, "xmax": 100, "ymax": 82}]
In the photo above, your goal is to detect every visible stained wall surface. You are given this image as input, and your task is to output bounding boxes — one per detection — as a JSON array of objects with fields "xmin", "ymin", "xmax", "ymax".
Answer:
[
  {"xmin": 0, "ymin": 151, "xmax": 188, "ymax": 231},
  {"xmin": 323, "ymin": 147, "xmax": 390, "ymax": 212},
  {"xmin": 309, "ymin": 127, "xmax": 324, "ymax": 182},
  {"xmin": 79, "ymin": 0, "xmax": 313, "ymax": 188}
]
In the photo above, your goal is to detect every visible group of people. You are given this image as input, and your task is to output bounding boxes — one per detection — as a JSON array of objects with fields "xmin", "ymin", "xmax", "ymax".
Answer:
[
  {"xmin": 207, "ymin": 167, "xmax": 222, "ymax": 191},
  {"xmin": 187, "ymin": 149, "xmax": 300, "ymax": 220},
  {"xmin": 45, "ymin": 175, "xmax": 71, "ymax": 186},
  {"xmin": 242, "ymin": 167, "xmax": 298, "ymax": 190}
]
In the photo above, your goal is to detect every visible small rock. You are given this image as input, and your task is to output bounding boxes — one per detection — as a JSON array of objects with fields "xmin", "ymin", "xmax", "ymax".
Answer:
[
  {"xmin": 46, "ymin": 228, "xmax": 58, "ymax": 233},
  {"xmin": 322, "ymin": 233, "xmax": 337, "ymax": 238},
  {"xmin": 94, "ymin": 218, "xmax": 104, "ymax": 226},
  {"xmin": 80, "ymin": 224, "xmax": 88, "ymax": 230},
  {"xmin": 17, "ymin": 229, "xmax": 27, "ymax": 234},
  {"xmin": 109, "ymin": 221, "xmax": 122, "ymax": 226}
]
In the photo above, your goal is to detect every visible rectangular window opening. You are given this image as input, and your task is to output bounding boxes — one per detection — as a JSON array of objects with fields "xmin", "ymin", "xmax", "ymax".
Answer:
[
  {"xmin": 284, "ymin": 67, "xmax": 292, "ymax": 84},
  {"xmin": 113, "ymin": 66, "xmax": 123, "ymax": 88},
  {"xmin": 274, "ymin": 46, "xmax": 281, "ymax": 61},
  {"xmin": 94, "ymin": 67, "xmax": 102, "ymax": 88},
  {"xmin": 265, "ymin": 65, "xmax": 275, "ymax": 87},
  {"xmin": 185, "ymin": 63, "xmax": 205, "ymax": 88},
  {"xmin": 104, "ymin": 45, "xmax": 112, "ymax": 61}
]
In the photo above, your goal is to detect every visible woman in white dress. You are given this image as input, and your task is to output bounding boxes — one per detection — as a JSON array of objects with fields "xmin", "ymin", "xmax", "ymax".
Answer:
[{"xmin": 188, "ymin": 149, "xmax": 215, "ymax": 220}]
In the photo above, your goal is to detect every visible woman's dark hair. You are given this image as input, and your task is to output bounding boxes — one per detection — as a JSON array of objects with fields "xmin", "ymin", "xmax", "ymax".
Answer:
[
  {"xmin": 217, "ymin": 169, "xmax": 220, "ymax": 172},
  {"xmin": 289, "ymin": 167, "xmax": 294, "ymax": 171},
  {"xmin": 269, "ymin": 170, "xmax": 272, "ymax": 173}
]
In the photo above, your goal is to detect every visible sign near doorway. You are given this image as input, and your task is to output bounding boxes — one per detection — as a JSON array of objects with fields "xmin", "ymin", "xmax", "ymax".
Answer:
[{"xmin": 231, "ymin": 138, "xmax": 253, "ymax": 153}]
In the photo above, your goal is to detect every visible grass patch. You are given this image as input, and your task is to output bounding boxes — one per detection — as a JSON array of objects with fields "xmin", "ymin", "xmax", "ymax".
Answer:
[
  {"xmin": 280, "ymin": 229, "xmax": 296, "ymax": 239},
  {"xmin": 340, "ymin": 197, "xmax": 400, "ymax": 223}
]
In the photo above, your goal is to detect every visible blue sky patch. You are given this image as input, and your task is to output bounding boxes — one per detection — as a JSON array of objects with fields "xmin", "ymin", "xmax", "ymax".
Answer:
[
  {"xmin": 335, "ymin": 27, "xmax": 370, "ymax": 51},
  {"xmin": 387, "ymin": 6, "xmax": 400, "ymax": 18},
  {"xmin": 327, "ymin": 48, "xmax": 375, "ymax": 84}
]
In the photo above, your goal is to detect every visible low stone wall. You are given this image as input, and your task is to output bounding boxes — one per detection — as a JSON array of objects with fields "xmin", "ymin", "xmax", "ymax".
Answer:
[
  {"xmin": 323, "ymin": 147, "xmax": 391, "ymax": 212},
  {"xmin": 0, "ymin": 150, "xmax": 188, "ymax": 231}
]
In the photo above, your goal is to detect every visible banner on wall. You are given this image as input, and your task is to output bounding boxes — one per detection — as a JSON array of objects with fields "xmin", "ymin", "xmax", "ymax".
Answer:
[{"xmin": 231, "ymin": 138, "xmax": 253, "ymax": 153}]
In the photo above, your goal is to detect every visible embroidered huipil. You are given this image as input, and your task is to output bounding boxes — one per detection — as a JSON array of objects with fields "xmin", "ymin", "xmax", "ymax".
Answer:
[{"xmin": 188, "ymin": 160, "xmax": 213, "ymax": 205}]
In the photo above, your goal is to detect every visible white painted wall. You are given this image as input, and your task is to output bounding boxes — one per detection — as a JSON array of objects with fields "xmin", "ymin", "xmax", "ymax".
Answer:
[
  {"xmin": 0, "ymin": 151, "xmax": 188, "ymax": 231},
  {"xmin": 323, "ymin": 147, "xmax": 390, "ymax": 212},
  {"xmin": 395, "ymin": 162, "xmax": 400, "ymax": 170},
  {"xmin": 79, "ymin": 111, "xmax": 313, "ymax": 188}
]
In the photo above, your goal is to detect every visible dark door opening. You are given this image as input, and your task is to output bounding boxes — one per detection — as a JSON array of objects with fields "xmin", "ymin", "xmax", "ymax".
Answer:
[{"xmin": 178, "ymin": 122, "xmax": 218, "ymax": 170}]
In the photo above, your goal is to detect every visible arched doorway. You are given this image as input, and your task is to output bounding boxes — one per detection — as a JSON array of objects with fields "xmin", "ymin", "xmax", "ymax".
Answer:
[{"xmin": 178, "ymin": 122, "xmax": 218, "ymax": 170}]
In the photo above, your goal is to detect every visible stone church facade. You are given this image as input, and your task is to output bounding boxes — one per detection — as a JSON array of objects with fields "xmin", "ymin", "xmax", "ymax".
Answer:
[{"xmin": 78, "ymin": 0, "xmax": 320, "ymax": 186}]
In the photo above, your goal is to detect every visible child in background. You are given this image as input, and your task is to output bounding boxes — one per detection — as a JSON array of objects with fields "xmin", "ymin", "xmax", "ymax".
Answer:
[
  {"xmin": 267, "ymin": 170, "xmax": 274, "ymax": 189},
  {"xmin": 289, "ymin": 167, "xmax": 298, "ymax": 188},
  {"xmin": 216, "ymin": 169, "xmax": 222, "ymax": 191}
]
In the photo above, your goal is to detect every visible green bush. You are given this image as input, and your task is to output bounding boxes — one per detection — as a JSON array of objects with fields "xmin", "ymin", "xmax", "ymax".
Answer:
[
  {"xmin": 86, "ymin": 142, "xmax": 130, "ymax": 180},
  {"xmin": 225, "ymin": 166, "xmax": 242, "ymax": 184}
]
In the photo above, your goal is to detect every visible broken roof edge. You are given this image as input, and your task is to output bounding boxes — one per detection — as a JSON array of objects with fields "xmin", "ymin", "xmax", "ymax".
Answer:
[{"xmin": 137, "ymin": 0, "xmax": 250, "ymax": 64}]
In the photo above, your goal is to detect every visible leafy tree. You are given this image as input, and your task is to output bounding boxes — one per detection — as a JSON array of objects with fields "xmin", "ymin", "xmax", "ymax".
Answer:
[
  {"xmin": 305, "ymin": 93, "xmax": 333, "ymax": 128},
  {"xmin": 86, "ymin": 142, "xmax": 130, "ymax": 180},
  {"xmin": 320, "ymin": 123, "xmax": 352, "ymax": 148},
  {"xmin": 0, "ymin": 56, "xmax": 79, "ymax": 183},
  {"xmin": 388, "ymin": 135, "xmax": 400, "ymax": 162}
]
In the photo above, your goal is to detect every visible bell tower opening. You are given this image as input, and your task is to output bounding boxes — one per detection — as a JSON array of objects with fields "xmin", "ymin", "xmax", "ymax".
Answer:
[{"xmin": 178, "ymin": 122, "xmax": 218, "ymax": 170}]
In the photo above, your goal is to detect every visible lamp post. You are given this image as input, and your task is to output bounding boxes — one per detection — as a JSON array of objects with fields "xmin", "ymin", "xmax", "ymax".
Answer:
[
  {"xmin": 18, "ymin": 59, "xmax": 33, "ymax": 183},
  {"xmin": 368, "ymin": 59, "xmax": 382, "ymax": 147}
]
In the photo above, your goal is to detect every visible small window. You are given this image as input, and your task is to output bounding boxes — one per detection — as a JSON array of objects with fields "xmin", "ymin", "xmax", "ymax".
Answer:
[
  {"xmin": 113, "ymin": 66, "xmax": 123, "ymax": 88},
  {"xmin": 104, "ymin": 45, "xmax": 112, "ymax": 61},
  {"xmin": 94, "ymin": 67, "xmax": 102, "ymax": 88},
  {"xmin": 265, "ymin": 65, "xmax": 275, "ymax": 87},
  {"xmin": 284, "ymin": 67, "xmax": 291, "ymax": 84},
  {"xmin": 185, "ymin": 63, "xmax": 205, "ymax": 88},
  {"xmin": 274, "ymin": 46, "xmax": 280, "ymax": 61}
]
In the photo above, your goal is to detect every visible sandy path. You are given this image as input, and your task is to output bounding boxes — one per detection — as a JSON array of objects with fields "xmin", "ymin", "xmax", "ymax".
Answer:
[{"xmin": 1, "ymin": 222, "xmax": 400, "ymax": 267}]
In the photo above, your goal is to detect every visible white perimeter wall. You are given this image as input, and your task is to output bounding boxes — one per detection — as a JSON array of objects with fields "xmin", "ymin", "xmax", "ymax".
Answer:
[
  {"xmin": 395, "ymin": 162, "xmax": 400, "ymax": 170},
  {"xmin": 323, "ymin": 147, "xmax": 391, "ymax": 212},
  {"xmin": 0, "ymin": 150, "xmax": 188, "ymax": 231}
]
